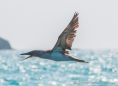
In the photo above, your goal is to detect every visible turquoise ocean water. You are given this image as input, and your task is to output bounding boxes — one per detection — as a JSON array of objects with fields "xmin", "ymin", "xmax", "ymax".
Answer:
[{"xmin": 0, "ymin": 50, "xmax": 118, "ymax": 86}]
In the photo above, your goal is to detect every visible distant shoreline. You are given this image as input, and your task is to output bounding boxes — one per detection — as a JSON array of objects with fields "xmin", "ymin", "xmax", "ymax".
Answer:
[{"xmin": 0, "ymin": 37, "xmax": 12, "ymax": 50}]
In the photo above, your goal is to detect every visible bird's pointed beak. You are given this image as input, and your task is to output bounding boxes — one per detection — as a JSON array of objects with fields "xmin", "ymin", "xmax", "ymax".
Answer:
[
  {"xmin": 20, "ymin": 55, "xmax": 32, "ymax": 61},
  {"xmin": 20, "ymin": 52, "xmax": 32, "ymax": 61},
  {"xmin": 20, "ymin": 52, "xmax": 30, "ymax": 55}
]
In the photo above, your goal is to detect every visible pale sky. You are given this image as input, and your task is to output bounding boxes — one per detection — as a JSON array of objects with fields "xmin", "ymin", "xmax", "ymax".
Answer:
[{"xmin": 0, "ymin": 0, "xmax": 118, "ymax": 50}]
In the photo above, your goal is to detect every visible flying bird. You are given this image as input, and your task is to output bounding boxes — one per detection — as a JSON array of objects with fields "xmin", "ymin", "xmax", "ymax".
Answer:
[{"xmin": 20, "ymin": 12, "xmax": 89, "ymax": 63}]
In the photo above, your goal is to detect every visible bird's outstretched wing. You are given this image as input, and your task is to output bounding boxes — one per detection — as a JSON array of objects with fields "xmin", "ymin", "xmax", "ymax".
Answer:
[{"xmin": 51, "ymin": 12, "xmax": 79, "ymax": 54}]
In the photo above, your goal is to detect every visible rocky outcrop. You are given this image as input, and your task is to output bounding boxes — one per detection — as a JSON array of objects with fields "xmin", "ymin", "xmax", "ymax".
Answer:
[{"xmin": 0, "ymin": 37, "xmax": 12, "ymax": 49}]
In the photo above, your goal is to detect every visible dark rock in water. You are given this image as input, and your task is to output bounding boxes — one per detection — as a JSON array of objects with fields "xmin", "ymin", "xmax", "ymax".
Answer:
[{"xmin": 0, "ymin": 37, "xmax": 12, "ymax": 49}]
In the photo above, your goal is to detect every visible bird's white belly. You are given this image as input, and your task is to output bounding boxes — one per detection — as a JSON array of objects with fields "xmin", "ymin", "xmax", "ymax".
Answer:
[
  {"xmin": 51, "ymin": 53, "xmax": 63, "ymax": 58},
  {"xmin": 41, "ymin": 52, "xmax": 73, "ymax": 61},
  {"xmin": 50, "ymin": 53, "xmax": 71, "ymax": 61}
]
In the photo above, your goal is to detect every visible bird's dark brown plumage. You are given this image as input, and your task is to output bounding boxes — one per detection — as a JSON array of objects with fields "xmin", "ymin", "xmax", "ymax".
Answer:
[{"xmin": 52, "ymin": 12, "xmax": 79, "ymax": 54}]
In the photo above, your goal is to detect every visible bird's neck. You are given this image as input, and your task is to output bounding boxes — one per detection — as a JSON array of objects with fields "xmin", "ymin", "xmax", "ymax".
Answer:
[{"xmin": 36, "ymin": 50, "xmax": 51, "ymax": 57}]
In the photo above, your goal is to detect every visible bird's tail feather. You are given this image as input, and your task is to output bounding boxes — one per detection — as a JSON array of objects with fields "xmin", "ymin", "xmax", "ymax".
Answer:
[
  {"xmin": 75, "ymin": 59, "xmax": 89, "ymax": 63},
  {"xmin": 71, "ymin": 57, "xmax": 89, "ymax": 63}
]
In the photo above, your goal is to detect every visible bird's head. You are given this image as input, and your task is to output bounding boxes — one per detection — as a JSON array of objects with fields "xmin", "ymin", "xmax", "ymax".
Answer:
[{"xmin": 20, "ymin": 50, "xmax": 39, "ymax": 61}]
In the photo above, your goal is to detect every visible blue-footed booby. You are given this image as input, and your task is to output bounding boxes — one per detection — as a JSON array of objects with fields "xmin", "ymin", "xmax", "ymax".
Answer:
[{"xmin": 20, "ymin": 12, "xmax": 89, "ymax": 63}]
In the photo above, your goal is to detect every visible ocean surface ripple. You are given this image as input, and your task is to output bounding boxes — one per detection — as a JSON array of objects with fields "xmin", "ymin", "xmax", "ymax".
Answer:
[{"xmin": 0, "ymin": 50, "xmax": 118, "ymax": 86}]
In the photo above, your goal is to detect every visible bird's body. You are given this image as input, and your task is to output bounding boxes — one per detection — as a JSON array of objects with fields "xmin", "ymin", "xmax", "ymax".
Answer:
[
  {"xmin": 20, "ymin": 12, "xmax": 89, "ymax": 63},
  {"xmin": 21, "ymin": 50, "xmax": 88, "ymax": 63},
  {"xmin": 35, "ymin": 50, "xmax": 73, "ymax": 61}
]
